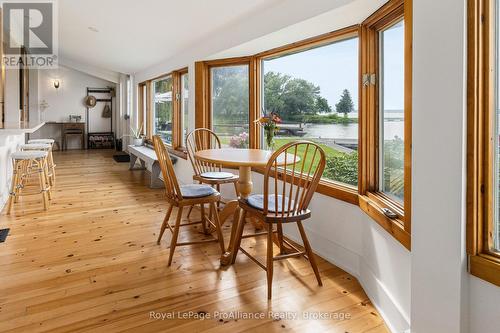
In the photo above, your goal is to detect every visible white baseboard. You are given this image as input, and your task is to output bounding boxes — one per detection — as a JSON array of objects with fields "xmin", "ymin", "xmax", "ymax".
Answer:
[{"xmin": 283, "ymin": 227, "xmax": 410, "ymax": 333}]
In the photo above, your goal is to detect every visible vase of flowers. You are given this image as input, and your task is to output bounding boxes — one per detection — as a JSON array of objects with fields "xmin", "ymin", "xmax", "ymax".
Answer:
[{"xmin": 255, "ymin": 112, "xmax": 281, "ymax": 151}]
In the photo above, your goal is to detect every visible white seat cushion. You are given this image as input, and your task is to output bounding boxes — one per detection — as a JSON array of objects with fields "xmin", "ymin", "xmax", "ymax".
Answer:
[
  {"xmin": 28, "ymin": 139, "xmax": 55, "ymax": 144},
  {"xmin": 11, "ymin": 151, "xmax": 47, "ymax": 160},
  {"xmin": 200, "ymin": 171, "xmax": 235, "ymax": 179},
  {"xmin": 20, "ymin": 144, "xmax": 51, "ymax": 151},
  {"xmin": 247, "ymin": 194, "xmax": 294, "ymax": 213},
  {"xmin": 180, "ymin": 184, "xmax": 218, "ymax": 198}
]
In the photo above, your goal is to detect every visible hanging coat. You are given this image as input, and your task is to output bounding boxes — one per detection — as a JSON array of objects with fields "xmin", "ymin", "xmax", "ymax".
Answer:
[{"xmin": 102, "ymin": 104, "xmax": 111, "ymax": 118}]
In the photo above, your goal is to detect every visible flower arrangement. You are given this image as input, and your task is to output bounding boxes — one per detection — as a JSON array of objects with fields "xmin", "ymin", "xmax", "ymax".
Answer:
[
  {"xmin": 255, "ymin": 111, "xmax": 282, "ymax": 150},
  {"xmin": 229, "ymin": 132, "xmax": 249, "ymax": 148}
]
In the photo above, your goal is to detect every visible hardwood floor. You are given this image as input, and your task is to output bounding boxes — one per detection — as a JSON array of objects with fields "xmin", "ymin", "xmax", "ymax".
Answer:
[{"xmin": 0, "ymin": 150, "xmax": 389, "ymax": 333}]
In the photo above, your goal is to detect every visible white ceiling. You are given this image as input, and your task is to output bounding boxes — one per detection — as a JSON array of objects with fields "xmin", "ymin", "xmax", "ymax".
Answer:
[{"xmin": 58, "ymin": 0, "xmax": 283, "ymax": 74}]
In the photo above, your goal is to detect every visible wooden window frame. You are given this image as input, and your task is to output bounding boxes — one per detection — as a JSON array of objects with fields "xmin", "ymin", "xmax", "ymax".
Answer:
[
  {"xmin": 193, "ymin": 0, "xmax": 412, "ymax": 248},
  {"xmin": 467, "ymin": 0, "xmax": 500, "ymax": 287},
  {"xmin": 137, "ymin": 81, "xmax": 147, "ymax": 136},
  {"xmin": 177, "ymin": 68, "xmax": 190, "ymax": 150},
  {"xmin": 358, "ymin": 0, "xmax": 412, "ymax": 250},
  {"xmin": 195, "ymin": 57, "xmax": 258, "ymax": 148},
  {"xmin": 142, "ymin": 68, "xmax": 189, "ymax": 159}
]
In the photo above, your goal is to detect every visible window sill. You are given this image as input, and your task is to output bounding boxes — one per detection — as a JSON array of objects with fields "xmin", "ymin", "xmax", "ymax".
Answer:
[
  {"xmin": 358, "ymin": 194, "xmax": 411, "ymax": 250},
  {"xmin": 253, "ymin": 166, "xmax": 359, "ymax": 205},
  {"xmin": 169, "ymin": 148, "xmax": 187, "ymax": 160},
  {"xmin": 470, "ymin": 254, "xmax": 500, "ymax": 287}
]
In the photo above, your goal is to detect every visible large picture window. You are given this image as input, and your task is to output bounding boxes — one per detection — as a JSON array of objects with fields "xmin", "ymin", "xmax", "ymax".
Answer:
[
  {"xmin": 379, "ymin": 20, "xmax": 405, "ymax": 202},
  {"xmin": 181, "ymin": 71, "xmax": 189, "ymax": 147},
  {"xmin": 467, "ymin": 0, "xmax": 500, "ymax": 287},
  {"xmin": 210, "ymin": 65, "xmax": 250, "ymax": 148},
  {"xmin": 141, "ymin": 68, "xmax": 189, "ymax": 158},
  {"xmin": 261, "ymin": 36, "xmax": 359, "ymax": 188},
  {"xmin": 152, "ymin": 75, "xmax": 173, "ymax": 144}
]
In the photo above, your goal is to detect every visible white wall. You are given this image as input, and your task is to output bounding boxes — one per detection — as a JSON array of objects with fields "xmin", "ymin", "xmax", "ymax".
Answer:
[
  {"xmin": 32, "ymin": 65, "xmax": 117, "ymax": 149},
  {"xmin": 4, "ymin": 68, "xmax": 20, "ymax": 123},
  {"xmin": 29, "ymin": 69, "xmax": 39, "ymax": 122}
]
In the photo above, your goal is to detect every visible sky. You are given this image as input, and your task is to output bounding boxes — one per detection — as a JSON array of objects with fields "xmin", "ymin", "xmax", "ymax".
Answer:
[{"xmin": 263, "ymin": 21, "xmax": 405, "ymax": 112}]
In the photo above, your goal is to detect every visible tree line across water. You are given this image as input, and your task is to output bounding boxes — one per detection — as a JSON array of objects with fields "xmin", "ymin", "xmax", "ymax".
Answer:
[{"xmin": 211, "ymin": 67, "xmax": 356, "ymax": 124}]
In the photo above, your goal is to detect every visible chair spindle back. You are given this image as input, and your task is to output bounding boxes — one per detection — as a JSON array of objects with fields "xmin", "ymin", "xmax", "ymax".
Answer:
[
  {"xmin": 263, "ymin": 141, "xmax": 326, "ymax": 218},
  {"xmin": 153, "ymin": 135, "xmax": 183, "ymax": 201},
  {"xmin": 186, "ymin": 128, "xmax": 223, "ymax": 176}
]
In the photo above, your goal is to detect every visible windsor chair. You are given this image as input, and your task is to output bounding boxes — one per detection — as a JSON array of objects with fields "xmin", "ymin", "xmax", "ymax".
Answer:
[
  {"xmin": 152, "ymin": 135, "xmax": 226, "ymax": 266},
  {"xmin": 231, "ymin": 141, "xmax": 326, "ymax": 299}
]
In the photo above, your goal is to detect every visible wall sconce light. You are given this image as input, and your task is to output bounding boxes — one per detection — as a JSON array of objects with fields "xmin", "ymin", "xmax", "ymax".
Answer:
[{"xmin": 53, "ymin": 80, "xmax": 60, "ymax": 89}]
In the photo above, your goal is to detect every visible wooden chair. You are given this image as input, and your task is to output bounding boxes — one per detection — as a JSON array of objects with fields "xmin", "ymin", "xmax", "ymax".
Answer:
[
  {"xmin": 231, "ymin": 141, "xmax": 326, "ymax": 299},
  {"xmin": 185, "ymin": 128, "xmax": 239, "ymax": 217},
  {"xmin": 152, "ymin": 135, "xmax": 226, "ymax": 266}
]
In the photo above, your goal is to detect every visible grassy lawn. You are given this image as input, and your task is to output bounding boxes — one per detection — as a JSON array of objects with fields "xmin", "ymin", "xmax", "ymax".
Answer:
[{"xmin": 274, "ymin": 138, "xmax": 345, "ymax": 173}]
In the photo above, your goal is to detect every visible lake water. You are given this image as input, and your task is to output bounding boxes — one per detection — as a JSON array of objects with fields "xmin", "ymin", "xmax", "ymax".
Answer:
[
  {"xmin": 302, "ymin": 121, "xmax": 404, "ymax": 141},
  {"xmin": 277, "ymin": 112, "xmax": 405, "ymax": 141}
]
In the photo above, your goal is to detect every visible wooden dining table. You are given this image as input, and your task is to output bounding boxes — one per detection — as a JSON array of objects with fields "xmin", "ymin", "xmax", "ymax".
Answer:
[{"xmin": 194, "ymin": 148, "xmax": 299, "ymax": 265}]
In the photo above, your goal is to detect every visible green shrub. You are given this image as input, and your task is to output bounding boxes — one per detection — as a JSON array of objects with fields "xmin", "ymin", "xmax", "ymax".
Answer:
[{"xmin": 324, "ymin": 151, "xmax": 358, "ymax": 186}]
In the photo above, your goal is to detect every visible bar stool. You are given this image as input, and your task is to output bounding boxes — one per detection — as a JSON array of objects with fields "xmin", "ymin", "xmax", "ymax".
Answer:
[
  {"xmin": 29, "ymin": 138, "xmax": 60, "ymax": 151},
  {"xmin": 6, "ymin": 151, "xmax": 51, "ymax": 214},
  {"xmin": 23, "ymin": 141, "xmax": 56, "ymax": 186}
]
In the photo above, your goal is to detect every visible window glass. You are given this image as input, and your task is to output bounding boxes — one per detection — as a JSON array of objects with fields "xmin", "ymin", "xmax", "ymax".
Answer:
[
  {"xmin": 181, "ymin": 73, "xmax": 189, "ymax": 147},
  {"xmin": 494, "ymin": 1, "xmax": 500, "ymax": 251},
  {"xmin": 262, "ymin": 37, "xmax": 359, "ymax": 187},
  {"xmin": 380, "ymin": 20, "xmax": 405, "ymax": 202},
  {"xmin": 152, "ymin": 75, "xmax": 173, "ymax": 144},
  {"xmin": 211, "ymin": 65, "xmax": 249, "ymax": 148}
]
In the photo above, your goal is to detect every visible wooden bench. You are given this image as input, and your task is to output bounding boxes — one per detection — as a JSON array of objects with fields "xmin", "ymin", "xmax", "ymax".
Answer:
[{"xmin": 128, "ymin": 145, "xmax": 176, "ymax": 188}]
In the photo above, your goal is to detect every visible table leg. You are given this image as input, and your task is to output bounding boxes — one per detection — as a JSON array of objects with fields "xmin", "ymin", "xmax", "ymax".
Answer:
[{"xmin": 220, "ymin": 166, "xmax": 253, "ymax": 265}]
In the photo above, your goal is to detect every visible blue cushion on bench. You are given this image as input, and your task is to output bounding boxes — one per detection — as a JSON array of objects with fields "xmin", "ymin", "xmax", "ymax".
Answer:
[
  {"xmin": 247, "ymin": 194, "xmax": 294, "ymax": 213},
  {"xmin": 180, "ymin": 184, "xmax": 218, "ymax": 198},
  {"xmin": 200, "ymin": 171, "xmax": 235, "ymax": 179}
]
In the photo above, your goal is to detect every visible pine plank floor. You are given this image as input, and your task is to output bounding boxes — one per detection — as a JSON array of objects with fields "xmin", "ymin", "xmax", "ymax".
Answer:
[{"xmin": 0, "ymin": 150, "xmax": 390, "ymax": 333}]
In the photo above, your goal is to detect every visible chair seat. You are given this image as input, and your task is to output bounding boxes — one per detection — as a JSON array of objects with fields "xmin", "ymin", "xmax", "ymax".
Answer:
[
  {"xmin": 20, "ymin": 143, "xmax": 51, "ymax": 151},
  {"xmin": 11, "ymin": 151, "xmax": 48, "ymax": 160},
  {"xmin": 28, "ymin": 139, "xmax": 55, "ymax": 144},
  {"xmin": 180, "ymin": 184, "xmax": 218, "ymax": 198},
  {"xmin": 247, "ymin": 194, "xmax": 294, "ymax": 213},
  {"xmin": 200, "ymin": 171, "xmax": 235, "ymax": 179}
]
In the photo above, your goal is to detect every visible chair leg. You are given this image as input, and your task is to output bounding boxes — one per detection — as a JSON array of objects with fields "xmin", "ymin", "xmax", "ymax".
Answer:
[
  {"xmin": 37, "ymin": 161, "xmax": 48, "ymax": 211},
  {"xmin": 186, "ymin": 205, "xmax": 194, "ymax": 218},
  {"xmin": 233, "ymin": 182, "xmax": 240, "ymax": 197},
  {"xmin": 14, "ymin": 161, "xmax": 23, "ymax": 203},
  {"xmin": 157, "ymin": 204, "xmax": 173, "ymax": 244},
  {"xmin": 167, "ymin": 207, "xmax": 183, "ymax": 266},
  {"xmin": 6, "ymin": 163, "xmax": 19, "ymax": 215},
  {"xmin": 216, "ymin": 184, "xmax": 221, "ymax": 209},
  {"xmin": 42, "ymin": 158, "xmax": 52, "ymax": 200},
  {"xmin": 266, "ymin": 223, "xmax": 274, "ymax": 300},
  {"xmin": 210, "ymin": 202, "xmax": 225, "ymax": 253},
  {"xmin": 297, "ymin": 221, "xmax": 322, "ymax": 286},
  {"xmin": 276, "ymin": 221, "xmax": 285, "ymax": 254},
  {"xmin": 231, "ymin": 209, "xmax": 247, "ymax": 264},
  {"xmin": 49, "ymin": 150, "xmax": 56, "ymax": 187},
  {"xmin": 200, "ymin": 203, "xmax": 209, "ymax": 235}
]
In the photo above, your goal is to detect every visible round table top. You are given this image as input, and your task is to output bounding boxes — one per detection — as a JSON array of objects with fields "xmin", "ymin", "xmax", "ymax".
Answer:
[{"xmin": 194, "ymin": 148, "xmax": 300, "ymax": 167}]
